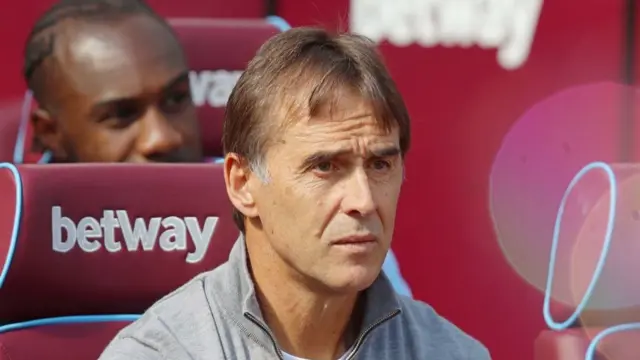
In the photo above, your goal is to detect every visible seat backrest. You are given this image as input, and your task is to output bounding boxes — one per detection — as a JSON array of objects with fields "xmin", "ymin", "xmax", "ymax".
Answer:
[
  {"xmin": 0, "ymin": 163, "xmax": 238, "ymax": 359},
  {"xmin": 0, "ymin": 98, "xmax": 28, "ymax": 163},
  {"xmin": 168, "ymin": 17, "xmax": 283, "ymax": 159}
]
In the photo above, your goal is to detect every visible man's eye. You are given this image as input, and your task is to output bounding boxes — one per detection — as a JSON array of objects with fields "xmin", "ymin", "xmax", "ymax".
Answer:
[
  {"xmin": 162, "ymin": 91, "xmax": 191, "ymax": 112},
  {"xmin": 102, "ymin": 105, "xmax": 141, "ymax": 128},
  {"xmin": 371, "ymin": 159, "xmax": 391, "ymax": 170},
  {"xmin": 114, "ymin": 106, "xmax": 139, "ymax": 120},
  {"xmin": 314, "ymin": 161, "xmax": 334, "ymax": 172}
]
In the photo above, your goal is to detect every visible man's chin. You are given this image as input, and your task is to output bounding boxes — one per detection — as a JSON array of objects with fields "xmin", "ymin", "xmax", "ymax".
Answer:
[{"xmin": 323, "ymin": 265, "xmax": 381, "ymax": 294}]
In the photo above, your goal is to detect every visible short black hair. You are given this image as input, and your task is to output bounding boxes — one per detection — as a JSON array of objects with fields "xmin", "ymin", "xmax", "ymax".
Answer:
[{"xmin": 23, "ymin": 0, "xmax": 171, "ymax": 103}]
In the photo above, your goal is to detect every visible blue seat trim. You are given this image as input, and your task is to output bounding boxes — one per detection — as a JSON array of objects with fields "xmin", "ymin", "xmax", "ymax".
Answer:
[
  {"xmin": 0, "ymin": 162, "xmax": 23, "ymax": 289},
  {"xmin": 585, "ymin": 323, "xmax": 640, "ymax": 360},
  {"xmin": 542, "ymin": 161, "xmax": 616, "ymax": 331},
  {"xmin": 266, "ymin": 16, "xmax": 291, "ymax": 31},
  {"xmin": 0, "ymin": 314, "xmax": 141, "ymax": 334},
  {"xmin": 12, "ymin": 90, "xmax": 52, "ymax": 165}
]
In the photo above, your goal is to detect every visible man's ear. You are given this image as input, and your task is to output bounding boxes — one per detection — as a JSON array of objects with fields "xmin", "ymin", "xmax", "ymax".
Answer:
[
  {"xmin": 31, "ymin": 108, "xmax": 65, "ymax": 156},
  {"xmin": 223, "ymin": 153, "xmax": 259, "ymax": 218}
]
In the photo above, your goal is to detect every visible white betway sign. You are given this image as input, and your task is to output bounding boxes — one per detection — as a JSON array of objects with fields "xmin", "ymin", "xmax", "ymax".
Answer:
[
  {"xmin": 189, "ymin": 70, "xmax": 243, "ymax": 108},
  {"xmin": 350, "ymin": 0, "xmax": 544, "ymax": 70},
  {"xmin": 52, "ymin": 206, "xmax": 216, "ymax": 263}
]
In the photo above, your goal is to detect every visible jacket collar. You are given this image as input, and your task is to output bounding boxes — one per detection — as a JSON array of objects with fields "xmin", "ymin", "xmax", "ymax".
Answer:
[{"xmin": 209, "ymin": 236, "xmax": 402, "ymax": 353}]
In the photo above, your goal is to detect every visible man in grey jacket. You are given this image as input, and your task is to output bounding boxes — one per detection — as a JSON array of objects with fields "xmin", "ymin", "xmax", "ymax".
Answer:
[{"xmin": 99, "ymin": 27, "xmax": 491, "ymax": 360}]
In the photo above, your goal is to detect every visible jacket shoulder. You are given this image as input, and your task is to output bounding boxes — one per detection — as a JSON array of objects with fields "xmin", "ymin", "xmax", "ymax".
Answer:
[
  {"xmin": 100, "ymin": 269, "xmax": 225, "ymax": 360},
  {"xmin": 397, "ymin": 296, "xmax": 491, "ymax": 359}
]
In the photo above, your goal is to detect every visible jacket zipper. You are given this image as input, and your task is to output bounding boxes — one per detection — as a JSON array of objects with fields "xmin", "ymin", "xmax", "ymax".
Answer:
[
  {"xmin": 247, "ymin": 309, "xmax": 400, "ymax": 360},
  {"xmin": 245, "ymin": 312, "xmax": 285, "ymax": 360},
  {"xmin": 345, "ymin": 309, "xmax": 401, "ymax": 360}
]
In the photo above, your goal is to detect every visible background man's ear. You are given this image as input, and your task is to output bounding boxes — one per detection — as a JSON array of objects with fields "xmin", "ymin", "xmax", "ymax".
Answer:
[{"xmin": 31, "ymin": 108, "xmax": 64, "ymax": 156}]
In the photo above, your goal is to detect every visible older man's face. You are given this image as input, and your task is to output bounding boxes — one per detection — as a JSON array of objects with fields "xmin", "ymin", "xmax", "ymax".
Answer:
[{"xmin": 251, "ymin": 92, "xmax": 404, "ymax": 293}]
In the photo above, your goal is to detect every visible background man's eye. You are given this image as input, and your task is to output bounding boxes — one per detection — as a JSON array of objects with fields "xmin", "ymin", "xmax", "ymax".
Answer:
[
  {"xmin": 114, "ymin": 106, "xmax": 139, "ymax": 120},
  {"xmin": 161, "ymin": 91, "xmax": 191, "ymax": 112},
  {"xmin": 168, "ymin": 91, "xmax": 190, "ymax": 105},
  {"xmin": 102, "ymin": 105, "xmax": 141, "ymax": 129}
]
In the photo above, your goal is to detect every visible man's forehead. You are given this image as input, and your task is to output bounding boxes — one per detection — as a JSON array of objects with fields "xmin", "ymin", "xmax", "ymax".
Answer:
[
  {"xmin": 52, "ymin": 16, "xmax": 185, "ymax": 100},
  {"xmin": 278, "ymin": 117, "xmax": 400, "ymax": 158},
  {"xmin": 60, "ymin": 16, "xmax": 179, "ymax": 59},
  {"xmin": 287, "ymin": 108, "xmax": 398, "ymax": 139},
  {"xmin": 264, "ymin": 82, "xmax": 401, "ymax": 157}
]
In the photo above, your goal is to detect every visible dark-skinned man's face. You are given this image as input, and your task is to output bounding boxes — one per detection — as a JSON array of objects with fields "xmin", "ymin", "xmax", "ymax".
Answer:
[{"xmin": 32, "ymin": 14, "xmax": 202, "ymax": 163}]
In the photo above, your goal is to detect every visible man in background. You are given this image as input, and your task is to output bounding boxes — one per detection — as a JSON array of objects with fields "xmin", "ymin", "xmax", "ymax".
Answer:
[{"xmin": 23, "ymin": 0, "xmax": 202, "ymax": 163}]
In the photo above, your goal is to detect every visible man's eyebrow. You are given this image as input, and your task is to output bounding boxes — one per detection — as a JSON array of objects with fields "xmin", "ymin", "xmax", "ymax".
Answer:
[
  {"xmin": 371, "ymin": 146, "xmax": 401, "ymax": 158},
  {"xmin": 162, "ymin": 70, "xmax": 190, "ymax": 91},
  {"xmin": 300, "ymin": 149, "xmax": 350, "ymax": 170},
  {"xmin": 299, "ymin": 146, "xmax": 401, "ymax": 169},
  {"xmin": 89, "ymin": 71, "xmax": 190, "ymax": 115},
  {"xmin": 90, "ymin": 97, "xmax": 136, "ymax": 118}
]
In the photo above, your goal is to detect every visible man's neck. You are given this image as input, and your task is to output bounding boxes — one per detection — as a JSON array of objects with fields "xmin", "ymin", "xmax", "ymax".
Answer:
[{"xmin": 246, "ymin": 234, "xmax": 361, "ymax": 360}]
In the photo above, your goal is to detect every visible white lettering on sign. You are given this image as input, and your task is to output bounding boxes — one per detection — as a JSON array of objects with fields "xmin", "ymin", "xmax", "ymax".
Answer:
[
  {"xmin": 350, "ymin": 0, "xmax": 544, "ymax": 70},
  {"xmin": 51, "ymin": 206, "xmax": 217, "ymax": 264},
  {"xmin": 189, "ymin": 70, "xmax": 243, "ymax": 108}
]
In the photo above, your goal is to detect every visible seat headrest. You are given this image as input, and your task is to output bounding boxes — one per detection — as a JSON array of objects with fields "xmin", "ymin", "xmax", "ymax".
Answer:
[
  {"xmin": 0, "ymin": 99, "xmax": 24, "ymax": 163},
  {"xmin": 170, "ymin": 18, "xmax": 284, "ymax": 157},
  {"xmin": 0, "ymin": 163, "xmax": 238, "ymax": 322}
]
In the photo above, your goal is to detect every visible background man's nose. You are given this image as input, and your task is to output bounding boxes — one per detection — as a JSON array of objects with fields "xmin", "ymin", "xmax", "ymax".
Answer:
[{"xmin": 135, "ymin": 110, "xmax": 184, "ymax": 160}]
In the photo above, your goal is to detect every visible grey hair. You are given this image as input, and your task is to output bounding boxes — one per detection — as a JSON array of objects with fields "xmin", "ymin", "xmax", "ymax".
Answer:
[{"xmin": 249, "ymin": 156, "xmax": 270, "ymax": 183}]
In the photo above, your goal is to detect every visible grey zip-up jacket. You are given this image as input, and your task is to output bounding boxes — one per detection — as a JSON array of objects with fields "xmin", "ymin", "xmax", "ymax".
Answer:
[{"xmin": 99, "ymin": 239, "xmax": 491, "ymax": 359}]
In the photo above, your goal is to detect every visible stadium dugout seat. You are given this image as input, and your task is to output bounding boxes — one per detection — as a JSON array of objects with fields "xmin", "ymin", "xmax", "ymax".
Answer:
[
  {"xmin": 535, "ymin": 259, "xmax": 640, "ymax": 359},
  {"xmin": 0, "ymin": 99, "xmax": 24, "ymax": 163},
  {"xmin": 536, "ymin": 291, "xmax": 640, "ymax": 360},
  {"xmin": 10, "ymin": 17, "xmax": 288, "ymax": 164},
  {"xmin": 535, "ymin": 156, "xmax": 640, "ymax": 360},
  {"xmin": 536, "ymin": 326, "xmax": 640, "ymax": 360},
  {"xmin": 0, "ymin": 163, "xmax": 238, "ymax": 359},
  {"xmin": 170, "ymin": 17, "xmax": 286, "ymax": 159}
]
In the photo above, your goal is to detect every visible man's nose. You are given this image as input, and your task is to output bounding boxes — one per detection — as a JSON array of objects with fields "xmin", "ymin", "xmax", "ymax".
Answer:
[
  {"xmin": 135, "ymin": 109, "xmax": 184, "ymax": 160},
  {"xmin": 341, "ymin": 169, "xmax": 377, "ymax": 217}
]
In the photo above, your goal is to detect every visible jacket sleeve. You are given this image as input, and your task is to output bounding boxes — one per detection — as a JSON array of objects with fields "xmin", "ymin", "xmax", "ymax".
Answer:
[
  {"xmin": 99, "ymin": 337, "xmax": 166, "ymax": 360},
  {"xmin": 98, "ymin": 312, "xmax": 193, "ymax": 360},
  {"xmin": 468, "ymin": 342, "xmax": 492, "ymax": 360}
]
